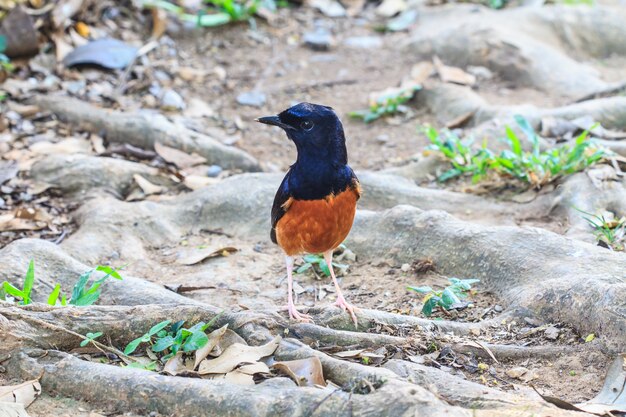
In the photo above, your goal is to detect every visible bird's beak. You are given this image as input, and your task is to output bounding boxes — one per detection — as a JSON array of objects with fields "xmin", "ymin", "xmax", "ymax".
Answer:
[{"xmin": 255, "ymin": 115, "xmax": 294, "ymax": 130}]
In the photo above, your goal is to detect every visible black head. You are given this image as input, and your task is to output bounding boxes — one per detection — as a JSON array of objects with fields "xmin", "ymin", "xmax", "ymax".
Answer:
[{"xmin": 256, "ymin": 102, "xmax": 348, "ymax": 166}]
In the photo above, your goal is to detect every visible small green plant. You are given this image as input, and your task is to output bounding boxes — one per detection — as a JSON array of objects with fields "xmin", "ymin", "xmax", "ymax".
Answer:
[
  {"xmin": 1, "ymin": 260, "xmax": 35, "ymax": 305},
  {"xmin": 574, "ymin": 208, "xmax": 625, "ymax": 251},
  {"xmin": 408, "ymin": 278, "xmax": 480, "ymax": 317},
  {"xmin": 0, "ymin": 35, "xmax": 13, "ymax": 72},
  {"xmin": 80, "ymin": 331, "xmax": 104, "ymax": 347},
  {"xmin": 1, "ymin": 261, "xmax": 123, "ymax": 306},
  {"xmin": 349, "ymin": 85, "xmax": 421, "ymax": 123},
  {"xmin": 426, "ymin": 115, "xmax": 607, "ymax": 188},
  {"xmin": 141, "ymin": 0, "xmax": 262, "ymax": 27},
  {"xmin": 296, "ymin": 246, "xmax": 349, "ymax": 277},
  {"xmin": 124, "ymin": 313, "xmax": 222, "ymax": 360}
]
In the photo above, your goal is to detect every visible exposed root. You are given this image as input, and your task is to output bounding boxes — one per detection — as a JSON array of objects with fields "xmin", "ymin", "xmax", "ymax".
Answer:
[{"xmin": 33, "ymin": 95, "xmax": 261, "ymax": 172}]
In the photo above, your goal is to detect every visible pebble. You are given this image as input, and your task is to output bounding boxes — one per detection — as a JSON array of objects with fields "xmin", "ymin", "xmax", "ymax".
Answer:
[
  {"xmin": 544, "ymin": 326, "xmax": 560, "ymax": 340},
  {"xmin": 303, "ymin": 27, "xmax": 334, "ymax": 51},
  {"xmin": 206, "ymin": 165, "xmax": 223, "ymax": 178},
  {"xmin": 376, "ymin": 134, "xmax": 389, "ymax": 143},
  {"xmin": 524, "ymin": 317, "xmax": 543, "ymax": 327},
  {"xmin": 343, "ymin": 36, "xmax": 383, "ymax": 49},
  {"xmin": 494, "ymin": 304, "xmax": 503, "ymax": 312},
  {"xmin": 400, "ymin": 263, "xmax": 411, "ymax": 272},
  {"xmin": 506, "ymin": 366, "xmax": 528, "ymax": 379},
  {"xmin": 467, "ymin": 65, "xmax": 494, "ymax": 80},
  {"xmin": 0, "ymin": 197, "xmax": 5, "ymax": 208},
  {"xmin": 236, "ymin": 91, "xmax": 266, "ymax": 108},
  {"xmin": 160, "ymin": 89, "xmax": 186, "ymax": 111}
]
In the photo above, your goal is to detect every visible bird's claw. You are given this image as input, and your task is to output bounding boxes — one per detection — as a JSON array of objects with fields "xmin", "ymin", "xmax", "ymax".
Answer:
[
  {"xmin": 287, "ymin": 304, "xmax": 313, "ymax": 323},
  {"xmin": 334, "ymin": 296, "xmax": 359, "ymax": 328}
]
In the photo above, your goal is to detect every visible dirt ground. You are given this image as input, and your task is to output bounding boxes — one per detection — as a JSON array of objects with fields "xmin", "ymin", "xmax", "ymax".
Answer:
[{"xmin": 2, "ymin": 0, "xmax": 626, "ymax": 416}]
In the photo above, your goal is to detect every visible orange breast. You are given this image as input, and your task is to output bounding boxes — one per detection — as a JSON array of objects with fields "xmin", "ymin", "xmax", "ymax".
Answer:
[{"xmin": 275, "ymin": 188, "xmax": 359, "ymax": 256}]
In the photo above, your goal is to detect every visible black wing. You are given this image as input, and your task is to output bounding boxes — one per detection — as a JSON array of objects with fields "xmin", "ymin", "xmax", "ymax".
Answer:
[{"xmin": 270, "ymin": 173, "xmax": 292, "ymax": 244}]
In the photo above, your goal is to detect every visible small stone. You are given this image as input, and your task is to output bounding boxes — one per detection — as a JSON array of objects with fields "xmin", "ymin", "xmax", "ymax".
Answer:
[
  {"xmin": 467, "ymin": 65, "xmax": 493, "ymax": 80},
  {"xmin": 160, "ymin": 89, "xmax": 186, "ymax": 111},
  {"xmin": 206, "ymin": 165, "xmax": 223, "ymax": 178},
  {"xmin": 0, "ymin": 197, "xmax": 5, "ymax": 208},
  {"xmin": 400, "ymin": 263, "xmax": 411, "ymax": 272},
  {"xmin": 375, "ymin": 134, "xmax": 389, "ymax": 143},
  {"xmin": 544, "ymin": 326, "xmax": 560, "ymax": 340},
  {"xmin": 506, "ymin": 366, "xmax": 528, "ymax": 379},
  {"xmin": 494, "ymin": 304, "xmax": 503, "ymax": 312},
  {"xmin": 343, "ymin": 36, "xmax": 383, "ymax": 49},
  {"xmin": 236, "ymin": 91, "xmax": 266, "ymax": 108},
  {"xmin": 303, "ymin": 28, "xmax": 333, "ymax": 51},
  {"xmin": 18, "ymin": 192, "xmax": 32, "ymax": 202},
  {"xmin": 524, "ymin": 317, "xmax": 543, "ymax": 327}
]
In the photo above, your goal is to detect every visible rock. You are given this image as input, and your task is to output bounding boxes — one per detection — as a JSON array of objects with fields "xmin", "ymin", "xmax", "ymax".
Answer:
[
  {"xmin": 343, "ymin": 36, "xmax": 383, "ymax": 49},
  {"xmin": 506, "ymin": 367, "xmax": 528, "ymax": 379},
  {"xmin": 206, "ymin": 165, "xmax": 223, "ymax": 178},
  {"xmin": 308, "ymin": 0, "xmax": 346, "ymax": 17},
  {"xmin": 524, "ymin": 317, "xmax": 543, "ymax": 327},
  {"xmin": 466, "ymin": 65, "xmax": 493, "ymax": 80},
  {"xmin": 160, "ymin": 89, "xmax": 186, "ymax": 111},
  {"xmin": 400, "ymin": 263, "xmax": 411, "ymax": 272},
  {"xmin": 0, "ymin": 197, "xmax": 5, "ymax": 209},
  {"xmin": 494, "ymin": 304, "xmax": 503, "ymax": 312},
  {"xmin": 303, "ymin": 28, "xmax": 334, "ymax": 51},
  {"xmin": 237, "ymin": 91, "xmax": 266, "ymax": 108},
  {"xmin": 544, "ymin": 326, "xmax": 560, "ymax": 340}
]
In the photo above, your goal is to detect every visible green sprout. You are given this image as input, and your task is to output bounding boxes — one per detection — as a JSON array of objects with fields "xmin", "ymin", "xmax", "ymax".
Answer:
[
  {"xmin": 349, "ymin": 85, "xmax": 421, "ymax": 123},
  {"xmin": 426, "ymin": 115, "xmax": 607, "ymax": 188},
  {"xmin": 574, "ymin": 208, "xmax": 625, "ymax": 251},
  {"xmin": 408, "ymin": 278, "xmax": 480, "ymax": 317}
]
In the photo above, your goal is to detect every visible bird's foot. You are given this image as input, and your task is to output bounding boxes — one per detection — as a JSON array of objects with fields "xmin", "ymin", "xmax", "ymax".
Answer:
[
  {"xmin": 287, "ymin": 303, "xmax": 313, "ymax": 323},
  {"xmin": 334, "ymin": 296, "xmax": 359, "ymax": 327}
]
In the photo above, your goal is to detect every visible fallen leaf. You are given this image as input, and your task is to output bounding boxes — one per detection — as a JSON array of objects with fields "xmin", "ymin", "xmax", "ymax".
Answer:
[
  {"xmin": 183, "ymin": 175, "xmax": 218, "ymax": 191},
  {"xmin": 63, "ymin": 38, "xmax": 138, "ymax": 70},
  {"xmin": 221, "ymin": 370, "xmax": 255, "ymax": 385},
  {"xmin": 0, "ymin": 402, "xmax": 30, "ymax": 417},
  {"xmin": 272, "ymin": 357, "xmax": 326, "ymax": 387},
  {"xmin": 194, "ymin": 324, "xmax": 229, "ymax": 369},
  {"xmin": 433, "ymin": 56, "xmax": 476, "ymax": 86},
  {"xmin": 237, "ymin": 362, "xmax": 270, "ymax": 375},
  {"xmin": 0, "ymin": 213, "xmax": 45, "ymax": 232},
  {"xmin": 0, "ymin": 379, "xmax": 41, "ymax": 407},
  {"xmin": 198, "ymin": 337, "xmax": 280, "ymax": 375},
  {"xmin": 30, "ymin": 138, "xmax": 92, "ymax": 155},
  {"xmin": 133, "ymin": 174, "xmax": 165, "ymax": 196},
  {"xmin": 333, "ymin": 349, "xmax": 365, "ymax": 358},
  {"xmin": 213, "ymin": 329, "xmax": 247, "ymax": 357},
  {"xmin": 163, "ymin": 352, "xmax": 186, "ymax": 376},
  {"xmin": 154, "ymin": 143, "xmax": 206, "ymax": 169},
  {"xmin": 176, "ymin": 246, "xmax": 237, "ymax": 266},
  {"xmin": 151, "ymin": 7, "xmax": 167, "ymax": 39}
]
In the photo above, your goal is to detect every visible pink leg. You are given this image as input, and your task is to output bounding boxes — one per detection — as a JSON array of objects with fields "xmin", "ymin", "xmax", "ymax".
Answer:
[
  {"xmin": 324, "ymin": 250, "xmax": 358, "ymax": 327},
  {"xmin": 285, "ymin": 256, "xmax": 312, "ymax": 322}
]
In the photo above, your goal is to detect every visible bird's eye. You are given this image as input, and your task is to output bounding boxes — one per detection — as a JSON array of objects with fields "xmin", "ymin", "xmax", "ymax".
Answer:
[{"xmin": 300, "ymin": 120, "xmax": 314, "ymax": 131}]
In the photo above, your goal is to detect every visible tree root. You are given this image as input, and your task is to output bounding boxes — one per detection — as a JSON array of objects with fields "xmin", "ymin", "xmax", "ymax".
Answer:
[{"xmin": 33, "ymin": 95, "xmax": 261, "ymax": 172}]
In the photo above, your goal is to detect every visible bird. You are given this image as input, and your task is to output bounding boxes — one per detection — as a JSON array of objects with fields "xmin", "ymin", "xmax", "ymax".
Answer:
[{"xmin": 256, "ymin": 103, "xmax": 361, "ymax": 326}]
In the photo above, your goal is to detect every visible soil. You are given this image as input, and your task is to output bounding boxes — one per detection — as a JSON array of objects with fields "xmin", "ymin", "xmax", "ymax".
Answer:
[{"xmin": 2, "ymin": 0, "xmax": 625, "ymax": 415}]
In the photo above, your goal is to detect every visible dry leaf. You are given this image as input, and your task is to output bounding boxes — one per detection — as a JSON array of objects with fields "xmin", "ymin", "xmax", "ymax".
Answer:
[
  {"xmin": 151, "ymin": 7, "xmax": 167, "ymax": 39},
  {"xmin": 272, "ymin": 357, "xmax": 326, "ymax": 387},
  {"xmin": 433, "ymin": 56, "xmax": 476, "ymax": 86},
  {"xmin": 30, "ymin": 138, "xmax": 92, "ymax": 155},
  {"xmin": 332, "ymin": 349, "xmax": 365, "ymax": 358},
  {"xmin": 154, "ymin": 143, "xmax": 206, "ymax": 169},
  {"xmin": 213, "ymin": 329, "xmax": 247, "ymax": 357},
  {"xmin": 183, "ymin": 175, "xmax": 218, "ymax": 191},
  {"xmin": 194, "ymin": 324, "xmax": 229, "ymax": 369},
  {"xmin": 198, "ymin": 337, "xmax": 280, "ymax": 375},
  {"xmin": 0, "ymin": 402, "xmax": 30, "ymax": 417},
  {"xmin": 163, "ymin": 352, "xmax": 186, "ymax": 376},
  {"xmin": 237, "ymin": 362, "xmax": 270, "ymax": 375},
  {"xmin": 0, "ymin": 379, "xmax": 41, "ymax": 408},
  {"xmin": 133, "ymin": 174, "xmax": 165, "ymax": 196},
  {"xmin": 0, "ymin": 213, "xmax": 45, "ymax": 232},
  {"xmin": 176, "ymin": 246, "xmax": 237, "ymax": 266}
]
